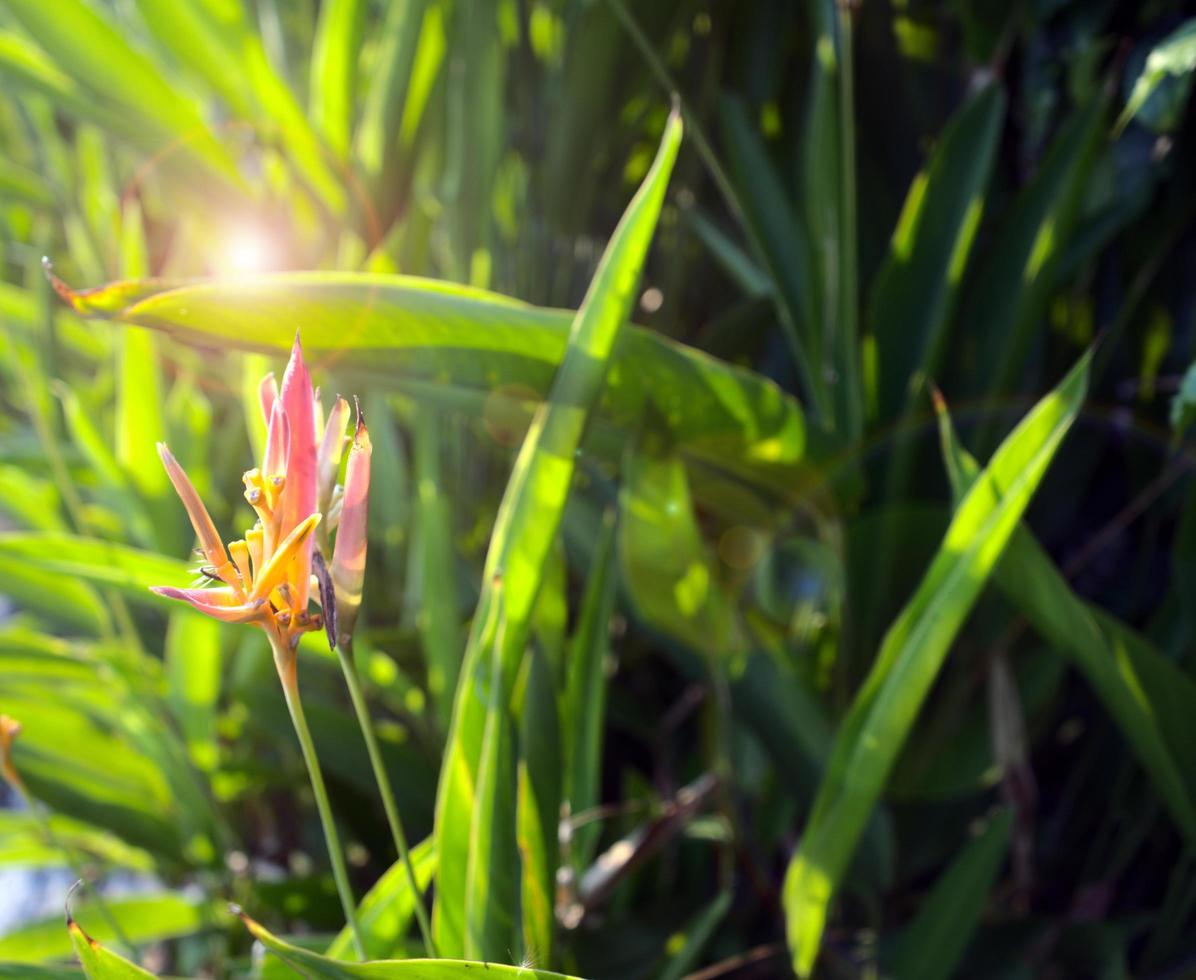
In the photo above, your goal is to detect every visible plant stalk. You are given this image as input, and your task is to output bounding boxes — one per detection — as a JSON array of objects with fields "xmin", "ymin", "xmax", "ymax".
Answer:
[
  {"xmin": 274, "ymin": 642, "xmax": 367, "ymax": 959},
  {"xmin": 335, "ymin": 639, "xmax": 437, "ymax": 957}
]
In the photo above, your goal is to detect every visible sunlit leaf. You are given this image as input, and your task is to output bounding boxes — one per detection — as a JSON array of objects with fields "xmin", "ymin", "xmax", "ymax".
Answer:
[{"xmin": 784, "ymin": 350, "xmax": 1089, "ymax": 975}]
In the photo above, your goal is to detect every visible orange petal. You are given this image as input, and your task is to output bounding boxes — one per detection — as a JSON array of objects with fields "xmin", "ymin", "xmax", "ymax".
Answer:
[
  {"xmin": 250, "ymin": 513, "xmax": 321, "ymax": 602},
  {"xmin": 157, "ymin": 443, "xmax": 233, "ymax": 581},
  {"xmin": 151, "ymin": 586, "xmax": 266, "ymax": 624}
]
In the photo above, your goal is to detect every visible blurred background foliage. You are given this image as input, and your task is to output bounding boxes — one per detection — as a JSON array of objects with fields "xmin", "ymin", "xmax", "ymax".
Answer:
[{"xmin": 2, "ymin": 0, "xmax": 1196, "ymax": 977}]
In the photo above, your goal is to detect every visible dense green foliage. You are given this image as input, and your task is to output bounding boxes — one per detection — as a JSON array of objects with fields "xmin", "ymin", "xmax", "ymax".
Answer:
[{"xmin": 2, "ymin": 1, "xmax": 1196, "ymax": 978}]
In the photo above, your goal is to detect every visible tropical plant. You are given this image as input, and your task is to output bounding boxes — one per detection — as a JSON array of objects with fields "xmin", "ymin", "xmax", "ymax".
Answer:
[{"xmin": 2, "ymin": 2, "xmax": 1196, "ymax": 979}]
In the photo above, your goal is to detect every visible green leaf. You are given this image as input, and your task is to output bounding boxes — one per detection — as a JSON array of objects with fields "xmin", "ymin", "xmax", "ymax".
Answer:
[
  {"xmin": 164, "ymin": 611, "xmax": 222, "ymax": 772},
  {"xmin": 239, "ymin": 909, "xmax": 582, "ymax": 979},
  {"xmin": 431, "ymin": 109, "xmax": 682, "ymax": 959},
  {"xmin": 516, "ymin": 644, "xmax": 562, "ymax": 965},
  {"xmin": 0, "ymin": 157, "xmax": 54, "ymax": 208},
  {"xmin": 0, "ymin": 533, "xmax": 191, "ymax": 602},
  {"xmin": 68, "ymin": 920, "xmax": 157, "ymax": 980},
  {"xmin": 57, "ymin": 269, "xmax": 805, "ymax": 512},
  {"xmin": 869, "ymin": 83, "xmax": 1004, "ymax": 418},
  {"xmin": 411, "ymin": 411, "xmax": 461, "ymax": 727},
  {"xmin": 886, "ymin": 809, "xmax": 1013, "ymax": 980},
  {"xmin": 1118, "ymin": 19, "xmax": 1196, "ymax": 132},
  {"xmin": 618, "ymin": 435, "xmax": 734, "ymax": 657},
  {"xmin": 1171, "ymin": 358, "xmax": 1196, "ymax": 436},
  {"xmin": 935, "ymin": 396, "xmax": 1196, "ymax": 845},
  {"xmin": 969, "ymin": 97, "xmax": 1106, "ymax": 416},
  {"xmin": 309, "ymin": 0, "xmax": 364, "ymax": 158},
  {"xmin": 355, "ymin": 0, "xmax": 428, "ymax": 188},
  {"xmin": 130, "ymin": 0, "xmax": 345, "ymax": 213},
  {"xmin": 0, "ymin": 896, "xmax": 215, "ymax": 962},
  {"xmin": 563, "ymin": 513, "xmax": 617, "ymax": 869},
  {"xmin": 658, "ymin": 890, "xmax": 732, "ymax": 980},
  {"xmin": 326, "ymin": 839, "xmax": 438, "ymax": 960},
  {"xmin": 784, "ymin": 350, "xmax": 1090, "ymax": 975},
  {"xmin": 2, "ymin": 0, "xmax": 238, "ymax": 183},
  {"xmin": 0, "ymin": 964, "xmax": 83, "ymax": 978},
  {"xmin": 719, "ymin": 96, "xmax": 824, "ymax": 421}
]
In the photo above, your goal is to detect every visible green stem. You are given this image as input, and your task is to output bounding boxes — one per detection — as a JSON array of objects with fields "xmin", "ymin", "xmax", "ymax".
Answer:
[
  {"xmin": 276, "ymin": 649, "xmax": 366, "ymax": 960},
  {"xmin": 336, "ymin": 640, "xmax": 437, "ymax": 958}
]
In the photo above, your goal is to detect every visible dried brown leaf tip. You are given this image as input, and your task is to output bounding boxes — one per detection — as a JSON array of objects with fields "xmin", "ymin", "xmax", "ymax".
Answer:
[{"xmin": 0, "ymin": 714, "xmax": 21, "ymax": 787}]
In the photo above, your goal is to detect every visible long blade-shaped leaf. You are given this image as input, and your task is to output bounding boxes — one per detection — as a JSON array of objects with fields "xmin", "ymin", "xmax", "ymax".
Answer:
[
  {"xmin": 3, "ymin": 0, "xmax": 237, "ymax": 183},
  {"xmin": 869, "ymin": 83, "xmax": 1004, "ymax": 419},
  {"xmin": 431, "ymin": 109, "xmax": 682, "ymax": 959},
  {"xmin": 68, "ymin": 918, "xmax": 156, "ymax": 980},
  {"xmin": 309, "ymin": 0, "xmax": 364, "ymax": 158},
  {"xmin": 784, "ymin": 350, "xmax": 1090, "ymax": 975},
  {"xmin": 935, "ymin": 398, "xmax": 1196, "ymax": 845}
]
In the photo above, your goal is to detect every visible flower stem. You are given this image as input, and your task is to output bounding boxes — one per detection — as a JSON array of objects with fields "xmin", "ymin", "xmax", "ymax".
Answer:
[
  {"xmin": 276, "ymin": 649, "xmax": 366, "ymax": 959},
  {"xmin": 336, "ymin": 639, "xmax": 437, "ymax": 958}
]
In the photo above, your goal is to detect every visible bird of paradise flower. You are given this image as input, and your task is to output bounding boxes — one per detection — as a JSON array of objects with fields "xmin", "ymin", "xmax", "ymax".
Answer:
[{"xmin": 151, "ymin": 336, "xmax": 431, "ymax": 959}]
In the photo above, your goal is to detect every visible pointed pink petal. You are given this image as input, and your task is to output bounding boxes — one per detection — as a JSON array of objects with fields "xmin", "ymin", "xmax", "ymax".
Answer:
[
  {"xmin": 259, "ymin": 373, "xmax": 278, "ymax": 428},
  {"xmin": 263, "ymin": 401, "xmax": 290, "ymax": 479},
  {"xmin": 279, "ymin": 333, "xmax": 318, "ymax": 605},
  {"xmin": 331, "ymin": 411, "xmax": 371, "ymax": 642},
  {"xmin": 150, "ymin": 586, "xmax": 266, "ymax": 623},
  {"xmin": 317, "ymin": 396, "xmax": 350, "ymax": 514},
  {"xmin": 157, "ymin": 443, "xmax": 230, "ymax": 575}
]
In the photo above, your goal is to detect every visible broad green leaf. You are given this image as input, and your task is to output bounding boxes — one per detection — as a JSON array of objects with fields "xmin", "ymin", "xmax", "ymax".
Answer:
[
  {"xmin": 563, "ymin": 513, "xmax": 617, "ymax": 869},
  {"xmin": 3, "ymin": 0, "xmax": 238, "ymax": 183},
  {"xmin": 869, "ymin": 83, "xmax": 1004, "ymax": 418},
  {"xmin": 935, "ymin": 397, "xmax": 1196, "ymax": 844},
  {"xmin": 0, "ymin": 896, "xmax": 215, "ymax": 962},
  {"xmin": 0, "ymin": 533, "xmax": 191, "ymax": 603},
  {"xmin": 0, "ymin": 810, "xmax": 153, "ymax": 872},
  {"xmin": 432, "ymin": 110, "xmax": 682, "ymax": 959},
  {"xmin": 56, "ymin": 270, "xmax": 805, "ymax": 512},
  {"xmin": 1118, "ymin": 19, "xmax": 1196, "ymax": 132},
  {"xmin": 0, "ymin": 555, "xmax": 110, "ymax": 634},
  {"xmin": 68, "ymin": 920, "xmax": 156, "ymax": 980},
  {"xmin": 619, "ymin": 435, "xmax": 734, "ymax": 657},
  {"xmin": 784, "ymin": 350, "xmax": 1089, "ymax": 975},
  {"xmin": 239, "ymin": 909, "xmax": 582, "ymax": 979},
  {"xmin": 886, "ymin": 809, "xmax": 1012, "ymax": 980},
  {"xmin": 309, "ymin": 0, "xmax": 364, "ymax": 159},
  {"xmin": 326, "ymin": 839, "xmax": 438, "ymax": 960}
]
